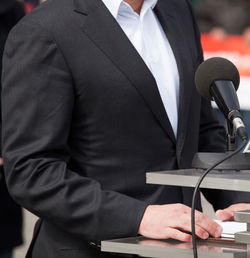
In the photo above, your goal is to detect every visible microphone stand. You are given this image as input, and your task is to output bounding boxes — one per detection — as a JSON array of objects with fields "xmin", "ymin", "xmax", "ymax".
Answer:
[
  {"xmin": 226, "ymin": 120, "xmax": 238, "ymax": 152},
  {"xmin": 192, "ymin": 120, "xmax": 250, "ymax": 170}
]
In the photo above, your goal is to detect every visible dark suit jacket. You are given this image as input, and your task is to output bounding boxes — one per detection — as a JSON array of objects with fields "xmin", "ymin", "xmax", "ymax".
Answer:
[{"xmin": 2, "ymin": 0, "xmax": 250, "ymax": 257}]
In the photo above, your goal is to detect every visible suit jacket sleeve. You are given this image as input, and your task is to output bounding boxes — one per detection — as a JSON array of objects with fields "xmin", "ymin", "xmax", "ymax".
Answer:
[{"xmin": 2, "ymin": 19, "xmax": 147, "ymax": 243}]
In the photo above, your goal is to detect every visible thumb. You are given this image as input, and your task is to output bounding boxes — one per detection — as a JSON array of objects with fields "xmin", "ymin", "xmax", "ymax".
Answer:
[{"xmin": 216, "ymin": 209, "xmax": 234, "ymax": 221}]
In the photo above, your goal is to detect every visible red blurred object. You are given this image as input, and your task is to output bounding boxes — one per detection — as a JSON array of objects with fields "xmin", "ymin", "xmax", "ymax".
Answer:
[
  {"xmin": 201, "ymin": 33, "xmax": 250, "ymax": 77},
  {"xmin": 24, "ymin": 2, "xmax": 35, "ymax": 13}
]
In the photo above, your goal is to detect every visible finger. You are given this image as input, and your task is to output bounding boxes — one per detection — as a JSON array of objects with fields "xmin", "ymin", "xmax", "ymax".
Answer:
[
  {"xmin": 193, "ymin": 224, "xmax": 210, "ymax": 240},
  {"xmin": 177, "ymin": 205, "xmax": 220, "ymax": 236},
  {"xmin": 173, "ymin": 218, "xmax": 210, "ymax": 240},
  {"xmin": 194, "ymin": 210, "xmax": 222, "ymax": 238},
  {"xmin": 216, "ymin": 209, "xmax": 234, "ymax": 221},
  {"xmin": 227, "ymin": 203, "xmax": 250, "ymax": 212},
  {"xmin": 165, "ymin": 227, "xmax": 192, "ymax": 242},
  {"xmin": 169, "ymin": 210, "xmax": 215, "ymax": 238},
  {"xmin": 216, "ymin": 203, "xmax": 250, "ymax": 222},
  {"xmin": 0, "ymin": 158, "xmax": 3, "ymax": 166}
]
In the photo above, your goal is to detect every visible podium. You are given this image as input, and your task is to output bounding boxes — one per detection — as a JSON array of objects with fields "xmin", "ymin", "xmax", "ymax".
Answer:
[{"xmin": 101, "ymin": 168, "xmax": 250, "ymax": 257}]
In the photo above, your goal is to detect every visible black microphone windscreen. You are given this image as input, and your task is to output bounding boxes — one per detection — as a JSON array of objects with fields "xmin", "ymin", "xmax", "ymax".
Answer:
[{"xmin": 195, "ymin": 57, "xmax": 240, "ymax": 100}]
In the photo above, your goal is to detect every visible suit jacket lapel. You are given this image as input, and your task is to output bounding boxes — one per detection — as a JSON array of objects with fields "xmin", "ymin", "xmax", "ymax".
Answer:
[
  {"xmin": 155, "ymin": 0, "xmax": 195, "ymax": 151},
  {"xmin": 73, "ymin": 0, "xmax": 176, "ymax": 144}
]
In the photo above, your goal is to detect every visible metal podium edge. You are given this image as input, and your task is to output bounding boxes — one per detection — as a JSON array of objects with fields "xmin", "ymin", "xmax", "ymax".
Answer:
[{"xmin": 146, "ymin": 169, "xmax": 250, "ymax": 192}]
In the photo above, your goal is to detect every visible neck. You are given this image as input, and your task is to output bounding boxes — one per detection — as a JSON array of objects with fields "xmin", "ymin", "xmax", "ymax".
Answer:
[{"xmin": 124, "ymin": 0, "xmax": 144, "ymax": 14}]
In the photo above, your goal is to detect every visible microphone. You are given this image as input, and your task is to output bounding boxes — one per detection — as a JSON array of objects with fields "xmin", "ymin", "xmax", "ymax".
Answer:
[
  {"xmin": 192, "ymin": 58, "xmax": 250, "ymax": 258},
  {"xmin": 195, "ymin": 57, "xmax": 248, "ymax": 141}
]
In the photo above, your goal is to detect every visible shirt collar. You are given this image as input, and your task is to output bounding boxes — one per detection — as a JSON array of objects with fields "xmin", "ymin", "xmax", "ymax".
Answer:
[{"xmin": 102, "ymin": 0, "xmax": 158, "ymax": 19}]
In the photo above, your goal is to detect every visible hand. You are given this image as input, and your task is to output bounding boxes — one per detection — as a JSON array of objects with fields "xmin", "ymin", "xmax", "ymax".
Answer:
[
  {"xmin": 138, "ymin": 204, "xmax": 222, "ymax": 242},
  {"xmin": 216, "ymin": 203, "xmax": 250, "ymax": 221}
]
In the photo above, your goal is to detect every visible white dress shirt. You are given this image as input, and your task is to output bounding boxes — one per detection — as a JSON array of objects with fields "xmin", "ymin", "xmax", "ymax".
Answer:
[{"xmin": 102, "ymin": 0, "xmax": 180, "ymax": 137}]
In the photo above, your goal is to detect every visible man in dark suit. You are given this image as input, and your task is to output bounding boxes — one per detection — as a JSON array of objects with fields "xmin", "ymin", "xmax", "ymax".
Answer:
[{"xmin": 2, "ymin": 0, "xmax": 250, "ymax": 257}]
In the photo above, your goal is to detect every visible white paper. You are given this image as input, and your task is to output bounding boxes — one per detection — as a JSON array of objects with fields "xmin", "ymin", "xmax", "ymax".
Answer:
[{"xmin": 214, "ymin": 219, "xmax": 246, "ymax": 238}]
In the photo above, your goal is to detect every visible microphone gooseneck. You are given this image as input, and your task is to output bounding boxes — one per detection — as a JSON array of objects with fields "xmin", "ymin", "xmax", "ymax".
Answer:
[{"xmin": 191, "ymin": 139, "xmax": 248, "ymax": 258}]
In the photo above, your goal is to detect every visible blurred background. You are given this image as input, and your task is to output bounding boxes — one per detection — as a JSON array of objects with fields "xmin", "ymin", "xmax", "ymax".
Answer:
[
  {"xmin": 192, "ymin": 0, "xmax": 250, "ymax": 133},
  {"xmin": 0, "ymin": 0, "xmax": 249, "ymax": 257}
]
